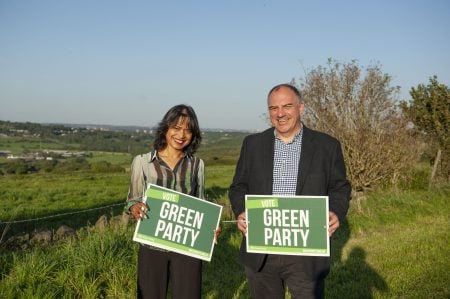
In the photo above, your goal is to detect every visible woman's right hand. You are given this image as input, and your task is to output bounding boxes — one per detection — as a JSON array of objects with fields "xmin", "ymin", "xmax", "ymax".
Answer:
[{"xmin": 130, "ymin": 202, "xmax": 149, "ymax": 221}]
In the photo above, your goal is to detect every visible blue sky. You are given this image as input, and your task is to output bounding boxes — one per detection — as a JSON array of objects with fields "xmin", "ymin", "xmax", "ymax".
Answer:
[{"xmin": 1, "ymin": 0, "xmax": 449, "ymax": 131}]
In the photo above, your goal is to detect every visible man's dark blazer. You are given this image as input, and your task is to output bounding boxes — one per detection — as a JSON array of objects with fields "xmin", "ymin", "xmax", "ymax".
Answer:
[{"xmin": 229, "ymin": 125, "xmax": 351, "ymax": 280}]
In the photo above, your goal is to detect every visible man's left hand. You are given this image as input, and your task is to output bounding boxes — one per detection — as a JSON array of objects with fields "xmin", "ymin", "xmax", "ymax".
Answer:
[{"xmin": 328, "ymin": 211, "xmax": 340, "ymax": 237}]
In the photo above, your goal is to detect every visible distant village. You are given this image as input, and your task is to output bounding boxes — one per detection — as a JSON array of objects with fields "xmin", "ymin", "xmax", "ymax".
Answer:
[
  {"xmin": 0, "ymin": 124, "xmax": 139, "ymax": 161},
  {"xmin": 1, "ymin": 125, "xmax": 154, "ymax": 137},
  {"xmin": 0, "ymin": 126, "xmax": 89, "ymax": 161},
  {"xmin": 0, "ymin": 149, "xmax": 87, "ymax": 161}
]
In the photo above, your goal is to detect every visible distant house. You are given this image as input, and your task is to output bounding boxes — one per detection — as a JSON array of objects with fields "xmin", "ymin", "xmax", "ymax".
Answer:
[
  {"xmin": 1, "ymin": 150, "xmax": 85, "ymax": 161},
  {"xmin": 43, "ymin": 150, "xmax": 85, "ymax": 158},
  {"xmin": 61, "ymin": 152, "xmax": 86, "ymax": 158}
]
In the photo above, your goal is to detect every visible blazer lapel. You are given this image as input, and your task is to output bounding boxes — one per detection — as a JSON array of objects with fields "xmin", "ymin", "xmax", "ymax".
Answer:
[
  {"xmin": 296, "ymin": 126, "xmax": 314, "ymax": 194},
  {"xmin": 261, "ymin": 128, "xmax": 275, "ymax": 194}
]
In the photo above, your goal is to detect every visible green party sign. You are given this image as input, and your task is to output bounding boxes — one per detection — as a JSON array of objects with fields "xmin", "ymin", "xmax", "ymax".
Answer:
[
  {"xmin": 246, "ymin": 195, "xmax": 329, "ymax": 256},
  {"xmin": 133, "ymin": 184, "xmax": 222, "ymax": 262}
]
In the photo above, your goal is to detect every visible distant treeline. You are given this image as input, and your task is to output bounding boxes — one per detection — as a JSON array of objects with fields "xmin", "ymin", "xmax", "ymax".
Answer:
[
  {"xmin": 0, "ymin": 120, "xmax": 154, "ymax": 155},
  {"xmin": 0, "ymin": 157, "xmax": 124, "ymax": 176}
]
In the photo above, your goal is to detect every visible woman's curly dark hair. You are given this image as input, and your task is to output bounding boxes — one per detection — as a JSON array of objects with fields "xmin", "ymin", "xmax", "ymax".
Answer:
[{"xmin": 153, "ymin": 104, "xmax": 202, "ymax": 154}]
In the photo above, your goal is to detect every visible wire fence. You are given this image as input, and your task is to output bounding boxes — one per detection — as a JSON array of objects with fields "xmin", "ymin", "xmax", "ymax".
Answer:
[
  {"xmin": 0, "ymin": 202, "xmax": 125, "ymax": 225},
  {"xmin": 0, "ymin": 201, "xmax": 235, "ymax": 226}
]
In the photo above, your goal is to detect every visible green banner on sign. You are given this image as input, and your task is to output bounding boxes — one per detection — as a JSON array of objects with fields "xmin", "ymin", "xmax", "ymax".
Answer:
[
  {"xmin": 246, "ymin": 195, "xmax": 329, "ymax": 256},
  {"xmin": 133, "ymin": 184, "xmax": 222, "ymax": 262}
]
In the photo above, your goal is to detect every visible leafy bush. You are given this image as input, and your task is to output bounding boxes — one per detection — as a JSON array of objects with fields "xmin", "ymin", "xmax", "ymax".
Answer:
[
  {"xmin": 35, "ymin": 159, "xmax": 58, "ymax": 173},
  {"xmin": 298, "ymin": 59, "xmax": 421, "ymax": 192},
  {"xmin": 54, "ymin": 157, "xmax": 90, "ymax": 172},
  {"xmin": 4, "ymin": 160, "xmax": 29, "ymax": 175}
]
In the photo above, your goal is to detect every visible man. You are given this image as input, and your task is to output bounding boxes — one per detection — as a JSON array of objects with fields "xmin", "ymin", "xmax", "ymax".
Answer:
[{"xmin": 229, "ymin": 84, "xmax": 351, "ymax": 298}]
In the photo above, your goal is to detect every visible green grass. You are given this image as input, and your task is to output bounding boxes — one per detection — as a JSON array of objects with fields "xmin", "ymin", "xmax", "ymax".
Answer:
[
  {"xmin": 0, "ymin": 171, "xmax": 129, "ymax": 237},
  {"xmin": 0, "ymin": 163, "xmax": 235, "ymax": 222},
  {"xmin": 326, "ymin": 185, "xmax": 449, "ymax": 299},
  {"xmin": 0, "ymin": 172, "xmax": 128, "ymax": 219},
  {"xmin": 349, "ymin": 186, "xmax": 449, "ymax": 234},
  {"xmin": 0, "ymin": 227, "xmax": 137, "ymax": 298},
  {"xmin": 1, "ymin": 185, "xmax": 448, "ymax": 298},
  {"xmin": 0, "ymin": 136, "xmax": 80, "ymax": 154},
  {"xmin": 86, "ymin": 151, "xmax": 133, "ymax": 167}
]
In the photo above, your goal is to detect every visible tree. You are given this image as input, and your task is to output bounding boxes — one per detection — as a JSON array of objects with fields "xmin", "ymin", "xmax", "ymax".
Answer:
[
  {"xmin": 297, "ymin": 59, "xmax": 421, "ymax": 195},
  {"xmin": 401, "ymin": 76, "xmax": 450, "ymax": 184}
]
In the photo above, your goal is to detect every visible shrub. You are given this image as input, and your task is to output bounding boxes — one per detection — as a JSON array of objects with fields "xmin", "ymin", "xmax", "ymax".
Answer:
[{"xmin": 298, "ymin": 59, "xmax": 421, "ymax": 192}]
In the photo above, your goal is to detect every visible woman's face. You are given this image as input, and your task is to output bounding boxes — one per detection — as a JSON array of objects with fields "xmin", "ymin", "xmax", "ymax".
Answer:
[{"xmin": 165, "ymin": 117, "xmax": 193, "ymax": 151}]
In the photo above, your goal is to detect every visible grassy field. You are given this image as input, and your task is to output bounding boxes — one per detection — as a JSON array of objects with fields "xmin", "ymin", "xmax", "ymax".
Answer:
[
  {"xmin": 0, "ymin": 161, "xmax": 236, "ymax": 228},
  {"xmin": 325, "ymin": 185, "xmax": 449, "ymax": 298},
  {"xmin": 0, "ymin": 171, "xmax": 128, "ymax": 236},
  {"xmin": 0, "ymin": 149, "xmax": 449, "ymax": 298},
  {"xmin": 86, "ymin": 151, "xmax": 132, "ymax": 166},
  {"xmin": 0, "ymin": 136, "xmax": 81, "ymax": 153}
]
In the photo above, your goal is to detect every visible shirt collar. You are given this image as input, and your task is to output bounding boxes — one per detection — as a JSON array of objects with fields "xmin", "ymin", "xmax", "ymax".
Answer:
[
  {"xmin": 274, "ymin": 124, "xmax": 304, "ymax": 144},
  {"xmin": 149, "ymin": 150, "xmax": 158, "ymax": 162},
  {"xmin": 148, "ymin": 149, "xmax": 192, "ymax": 162}
]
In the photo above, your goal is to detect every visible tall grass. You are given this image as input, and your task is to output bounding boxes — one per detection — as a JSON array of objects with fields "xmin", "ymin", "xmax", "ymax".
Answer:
[
  {"xmin": 326, "ymin": 184, "xmax": 449, "ymax": 298},
  {"xmin": 0, "ymin": 227, "xmax": 137, "ymax": 298},
  {"xmin": 1, "ymin": 184, "xmax": 448, "ymax": 298}
]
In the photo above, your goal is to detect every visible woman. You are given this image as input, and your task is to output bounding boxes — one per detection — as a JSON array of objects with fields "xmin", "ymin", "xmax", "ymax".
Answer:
[{"xmin": 126, "ymin": 104, "xmax": 214, "ymax": 299}]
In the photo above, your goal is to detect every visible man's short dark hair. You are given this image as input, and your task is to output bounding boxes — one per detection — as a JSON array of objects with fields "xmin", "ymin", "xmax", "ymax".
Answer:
[{"xmin": 267, "ymin": 84, "xmax": 302, "ymax": 102}]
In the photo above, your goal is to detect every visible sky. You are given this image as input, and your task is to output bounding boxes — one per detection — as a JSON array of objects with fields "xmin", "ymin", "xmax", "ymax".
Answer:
[{"xmin": 1, "ymin": 0, "xmax": 449, "ymax": 131}]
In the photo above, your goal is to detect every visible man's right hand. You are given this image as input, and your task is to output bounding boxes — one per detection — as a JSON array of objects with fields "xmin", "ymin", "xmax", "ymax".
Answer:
[{"xmin": 237, "ymin": 212, "xmax": 247, "ymax": 236}]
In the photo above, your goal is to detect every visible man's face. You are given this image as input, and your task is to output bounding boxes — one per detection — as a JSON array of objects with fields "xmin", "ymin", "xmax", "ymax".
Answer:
[{"xmin": 268, "ymin": 86, "xmax": 304, "ymax": 138}]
